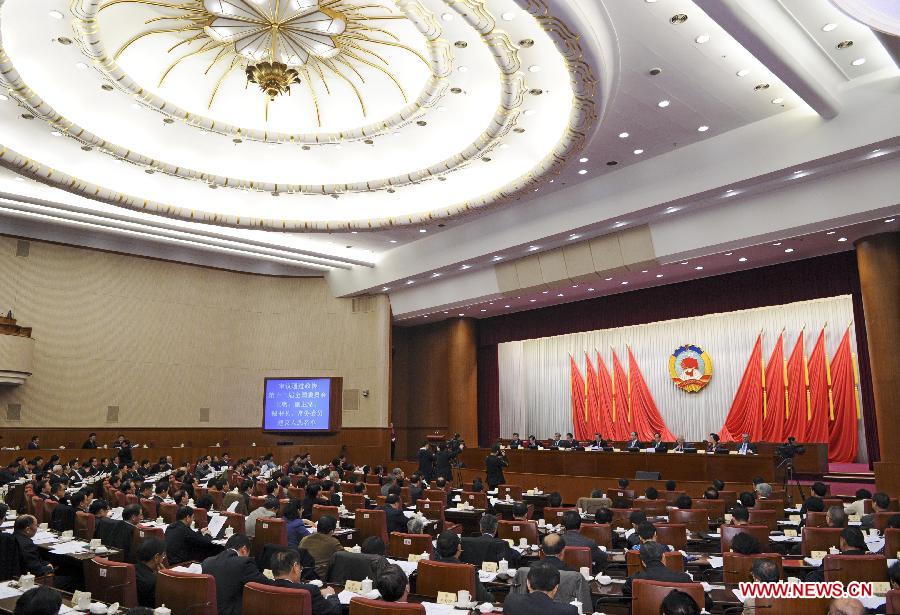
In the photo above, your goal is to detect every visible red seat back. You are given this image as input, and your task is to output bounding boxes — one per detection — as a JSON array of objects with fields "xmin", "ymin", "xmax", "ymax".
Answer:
[
  {"xmin": 800, "ymin": 527, "xmax": 843, "ymax": 556},
  {"xmin": 560, "ymin": 546, "xmax": 591, "ymax": 570},
  {"xmin": 654, "ymin": 524, "xmax": 688, "ymax": 550},
  {"xmin": 416, "ymin": 560, "xmax": 476, "ymax": 598},
  {"xmin": 75, "ymin": 511, "xmax": 96, "ymax": 541},
  {"xmin": 388, "ymin": 532, "xmax": 433, "ymax": 559},
  {"xmin": 354, "ymin": 509, "xmax": 388, "ymax": 545},
  {"xmin": 252, "ymin": 517, "xmax": 287, "ymax": 556},
  {"xmin": 85, "ymin": 557, "xmax": 138, "ymax": 607},
  {"xmin": 342, "ymin": 494, "xmax": 367, "ymax": 511},
  {"xmin": 155, "ymin": 569, "xmax": 218, "ymax": 615},
  {"xmin": 668, "ymin": 509, "xmax": 709, "ymax": 533},
  {"xmin": 631, "ymin": 579, "xmax": 704, "ymax": 615},
  {"xmin": 804, "ymin": 511, "xmax": 829, "ymax": 528},
  {"xmin": 140, "ymin": 498, "xmax": 159, "ymax": 520},
  {"xmin": 543, "ymin": 507, "xmax": 577, "ymax": 524},
  {"xmin": 349, "ymin": 597, "xmax": 425, "ymax": 614},
  {"xmin": 497, "ymin": 520, "xmax": 539, "ymax": 545},
  {"xmin": 748, "ymin": 509, "xmax": 778, "ymax": 532},
  {"xmin": 722, "ymin": 552, "xmax": 783, "ymax": 585},
  {"xmin": 159, "ymin": 503, "xmax": 178, "ymax": 524},
  {"xmin": 242, "ymin": 581, "xmax": 311, "ymax": 615},
  {"xmin": 720, "ymin": 525, "xmax": 770, "ymax": 553},
  {"xmin": 823, "ymin": 554, "xmax": 888, "ymax": 583},
  {"xmin": 580, "ymin": 523, "xmax": 612, "ymax": 549},
  {"xmin": 497, "ymin": 485, "xmax": 523, "ymax": 500}
]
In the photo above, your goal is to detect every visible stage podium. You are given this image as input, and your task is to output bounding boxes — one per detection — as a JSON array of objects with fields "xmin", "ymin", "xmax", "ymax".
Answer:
[{"xmin": 426, "ymin": 433, "xmax": 446, "ymax": 445}]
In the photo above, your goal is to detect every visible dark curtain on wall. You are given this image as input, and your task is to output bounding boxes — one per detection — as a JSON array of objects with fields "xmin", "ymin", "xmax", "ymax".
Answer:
[{"xmin": 475, "ymin": 251, "xmax": 878, "ymax": 463}]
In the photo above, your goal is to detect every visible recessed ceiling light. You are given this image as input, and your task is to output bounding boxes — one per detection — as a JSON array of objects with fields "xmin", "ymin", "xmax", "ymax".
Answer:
[
  {"xmin": 838, "ymin": 237, "xmax": 848, "ymax": 242},
  {"xmin": 569, "ymin": 234, "xmax": 581, "ymax": 240},
  {"xmin": 886, "ymin": 218, "xmax": 896, "ymax": 223},
  {"xmin": 49, "ymin": 10, "xmax": 63, "ymax": 19},
  {"xmin": 542, "ymin": 291, "xmax": 549, "ymax": 294},
  {"xmin": 528, "ymin": 246, "xmax": 540, "ymax": 251},
  {"xmin": 579, "ymin": 157, "xmax": 589, "ymax": 163},
  {"xmin": 771, "ymin": 97, "xmax": 784, "ymax": 104},
  {"xmin": 504, "ymin": 305, "xmax": 511, "ymax": 308},
  {"xmin": 657, "ymin": 100, "xmax": 670, "ymax": 108},
  {"xmin": 645, "ymin": 0, "xmax": 657, "ymax": 3},
  {"xmin": 50, "ymin": 131, "xmax": 62, "ymax": 137},
  {"xmin": 441, "ymin": 13, "xmax": 453, "ymax": 21},
  {"xmin": 578, "ymin": 169, "xmax": 587, "ymax": 175},
  {"xmin": 784, "ymin": 248, "xmax": 794, "ymax": 253},
  {"xmin": 501, "ymin": 11, "xmax": 516, "ymax": 20},
  {"xmin": 681, "ymin": 262, "xmax": 689, "ymax": 265},
  {"xmin": 618, "ymin": 132, "xmax": 629, "ymax": 139},
  {"xmin": 406, "ymin": 280, "xmax": 415, "ymax": 285},
  {"xmin": 851, "ymin": 58, "xmax": 866, "ymax": 66},
  {"xmin": 461, "ymin": 264, "xmax": 470, "ymax": 269},
  {"xmin": 695, "ymin": 266, "xmax": 704, "ymax": 270},
  {"xmin": 736, "ymin": 68, "xmax": 751, "ymax": 77},
  {"xmin": 480, "ymin": 309, "xmax": 487, "ymax": 312},
  {"xmin": 381, "ymin": 287, "xmax": 390, "ymax": 292},
  {"xmin": 492, "ymin": 255, "xmax": 503, "ymax": 261},
  {"xmin": 523, "ymin": 109, "xmax": 536, "ymax": 116},
  {"xmin": 572, "ymin": 285, "xmax": 579, "ymax": 288},
  {"xmin": 621, "ymin": 281, "xmax": 629, "ymax": 285},
  {"xmin": 419, "ymin": 229, "xmax": 427, "ymax": 233},
  {"xmin": 614, "ymin": 221, "xmax": 626, "ymax": 228},
  {"xmin": 725, "ymin": 252, "xmax": 733, "ymax": 256},
  {"xmin": 695, "ymin": 34, "xmax": 710, "ymax": 44},
  {"xmin": 14, "ymin": 177, "xmax": 25, "ymax": 182},
  {"xmin": 432, "ymin": 272, "xmax": 441, "ymax": 277},
  {"xmin": 656, "ymin": 274, "xmax": 664, "ymax": 278},
  {"xmin": 587, "ymin": 288, "xmax": 595, "ymax": 291},
  {"xmin": 641, "ymin": 270, "xmax": 648, "ymax": 274},
  {"xmin": 826, "ymin": 231, "xmax": 836, "ymax": 235},
  {"xmin": 529, "ymin": 299, "xmax": 537, "ymax": 303},
  {"xmin": 75, "ymin": 62, "xmax": 88, "ymax": 70},
  {"xmin": 458, "ymin": 66, "xmax": 468, "ymax": 73},
  {"xmin": 738, "ymin": 257, "xmax": 748, "ymax": 262},
  {"xmin": 528, "ymin": 65, "xmax": 541, "ymax": 73},
  {"xmin": 458, "ymin": 313, "xmax": 465, "ymax": 317},
  {"xmin": 389, "ymin": 240, "xmax": 398, "ymax": 243},
  {"xmin": 605, "ymin": 277, "xmax": 613, "ymax": 281},
  {"xmin": 837, "ymin": 40, "xmax": 854, "ymax": 49},
  {"xmin": 822, "ymin": 23, "xmax": 838, "ymax": 32},
  {"xmin": 773, "ymin": 242, "xmax": 781, "ymax": 246},
  {"xmin": 557, "ymin": 293, "xmax": 564, "ymax": 297},
  {"xmin": 697, "ymin": 125, "xmax": 709, "ymax": 132},
  {"xmin": 634, "ymin": 149, "xmax": 644, "ymax": 155}
]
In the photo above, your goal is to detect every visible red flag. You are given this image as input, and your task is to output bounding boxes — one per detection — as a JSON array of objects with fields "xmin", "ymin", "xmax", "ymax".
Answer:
[
  {"xmin": 628, "ymin": 347, "xmax": 674, "ymax": 441},
  {"xmin": 595, "ymin": 352, "xmax": 620, "ymax": 440},
  {"xmin": 783, "ymin": 331, "xmax": 807, "ymax": 441},
  {"xmin": 806, "ymin": 328, "xmax": 830, "ymax": 443},
  {"xmin": 719, "ymin": 334, "xmax": 764, "ymax": 442},
  {"xmin": 828, "ymin": 328, "xmax": 858, "ymax": 462},
  {"xmin": 611, "ymin": 349, "xmax": 631, "ymax": 438},
  {"xmin": 584, "ymin": 353, "xmax": 603, "ymax": 437},
  {"xmin": 761, "ymin": 333, "xmax": 786, "ymax": 443},
  {"xmin": 569, "ymin": 355, "xmax": 590, "ymax": 441}
]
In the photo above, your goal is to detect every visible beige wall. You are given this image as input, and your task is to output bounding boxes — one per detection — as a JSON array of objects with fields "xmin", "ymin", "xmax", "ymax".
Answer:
[{"xmin": 0, "ymin": 236, "xmax": 390, "ymax": 428}]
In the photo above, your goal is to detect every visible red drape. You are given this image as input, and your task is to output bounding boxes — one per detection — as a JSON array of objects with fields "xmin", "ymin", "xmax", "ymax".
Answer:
[
  {"xmin": 828, "ymin": 327, "xmax": 858, "ymax": 462},
  {"xmin": 584, "ymin": 353, "xmax": 604, "ymax": 436},
  {"xmin": 611, "ymin": 350, "xmax": 631, "ymax": 436},
  {"xmin": 761, "ymin": 333, "xmax": 786, "ymax": 443},
  {"xmin": 806, "ymin": 328, "xmax": 830, "ymax": 443},
  {"xmin": 569, "ymin": 355, "xmax": 590, "ymax": 440},
  {"xmin": 627, "ymin": 347, "xmax": 674, "ymax": 440},
  {"xmin": 783, "ymin": 331, "xmax": 808, "ymax": 441},
  {"xmin": 596, "ymin": 352, "xmax": 623, "ymax": 440},
  {"xmin": 719, "ymin": 334, "xmax": 764, "ymax": 442}
]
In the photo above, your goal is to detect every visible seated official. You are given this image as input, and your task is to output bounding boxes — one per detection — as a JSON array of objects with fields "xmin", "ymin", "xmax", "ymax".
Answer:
[
  {"xmin": 502, "ymin": 561, "xmax": 578, "ymax": 615},
  {"xmin": 706, "ymin": 433, "xmax": 726, "ymax": 454},
  {"xmin": 589, "ymin": 433, "xmax": 609, "ymax": 449},
  {"xmin": 662, "ymin": 590, "xmax": 701, "ymax": 615},
  {"xmin": 675, "ymin": 495, "xmax": 693, "ymax": 509},
  {"xmin": 374, "ymin": 563, "xmax": 411, "ymax": 603},
  {"xmin": 623, "ymin": 541, "xmax": 693, "ymax": 596},
  {"xmin": 861, "ymin": 492, "xmax": 892, "ymax": 531},
  {"xmin": 12, "ymin": 515, "xmax": 53, "ymax": 576},
  {"xmin": 201, "ymin": 535, "xmax": 268, "ymax": 615},
  {"xmin": 625, "ymin": 432, "xmax": 641, "ymax": 449},
  {"xmin": 671, "ymin": 437, "xmax": 689, "ymax": 453},
  {"xmin": 560, "ymin": 433, "xmax": 577, "ymax": 449},
  {"xmin": 845, "ymin": 489, "xmax": 873, "ymax": 518},
  {"xmin": 736, "ymin": 434, "xmax": 757, "ymax": 455},
  {"xmin": 383, "ymin": 494, "xmax": 408, "ymax": 534},
  {"xmin": 540, "ymin": 534, "xmax": 573, "ymax": 572},
  {"xmin": 509, "ymin": 433, "xmax": 524, "ymax": 449},
  {"xmin": 594, "ymin": 508, "xmax": 613, "ymax": 526},
  {"xmin": 269, "ymin": 549, "xmax": 340, "ymax": 615},
  {"xmin": 461, "ymin": 514, "xmax": 521, "ymax": 568},
  {"xmin": 165, "ymin": 505, "xmax": 213, "ymax": 565},
  {"xmin": 283, "ymin": 500, "xmax": 311, "ymax": 548},
  {"xmin": 650, "ymin": 433, "xmax": 667, "ymax": 452},
  {"xmin": 300, "ymin": 515, "xmax": 343, "ymax": 579},
  {"xmin": 826, "ymin": 505, "xmax": 849, "ymax": 528},
  {"xmin": 626, "ymin": 511, "xmax": 648, "ymax": 548},
  {"xmin": 730, "ymin": 532, "xmax": 762, "ymax": 555},
  {"xmin": 433, "ymin": 531, "xmax": 494, "ymax": 603},
  {"xmin": 135, "ymin": 537, "xmax": 166, "ymax": 608},
  {"xmin": 728, "ymin": 506, "xmax": 750, "ymax": 526},
  {"xmin": 629, "ymin": 522, "xmax": 672, "ymax": 552},
  {"xmin": 560, "ymin": 511, "xmax": 607, "ymax": 571},
  {"xmin": 737, "ymin": 492, "xmax": 756, "ymax": 508},
  {"xmin": 704, "ymin": 488, "xmax": 719, "ymax": 500},
  {"xmin": 245, "ymin": 496, "xmax": 278, "ymax": 538},
  {"xmin": 806, "ymin": 527, "xmax": 869, "ymax": 582},
  {"xmin": 12, "ymin": 586, "xmax": 63, "ymax": 615},
  {"xmin": 525, "ymin": 435, "xmax": 539, "ymax": 449},
  {"xmin": 755, "ymin": 483, "xmax": 774, "ymax": 499}
]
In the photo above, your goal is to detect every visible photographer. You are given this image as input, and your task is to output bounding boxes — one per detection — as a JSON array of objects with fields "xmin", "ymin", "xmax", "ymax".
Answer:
[{"xmin": 485, "ymin": 444, "xmax": 508, "ymax": 489}]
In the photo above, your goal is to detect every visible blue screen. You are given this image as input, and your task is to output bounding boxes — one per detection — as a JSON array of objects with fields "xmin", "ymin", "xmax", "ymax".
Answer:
[{"xmin": 263, "ymin": 378, "xmax": 332, "ymax": 431}]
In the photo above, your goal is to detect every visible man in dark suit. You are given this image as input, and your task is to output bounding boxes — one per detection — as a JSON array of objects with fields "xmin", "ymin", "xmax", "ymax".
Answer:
[
  {"xmin": 461, "ymin": 514, "xmax": 521, "ymax": 568},
  {"xmin": 736, "ymin": 433, "xmax": 758, "ymax": 455},
  {"xmin": 623, "ymin": 542, "xmax": 693, "ymax": 596},
  {"xmin": 434, "ymin": 444, "xmax": 458, "ymax": 482},
  {"xmin": 433, "ymin": 531, "xmax": 493, "ymax": 602},
  {"xmin": 417, "ymin": 443, "xmax": 435, "ymax": 482},
  {"xmin": 135, "ymin": 537, "xmax": 165, "ymax": 608},
  {"xmin": 82, "ymin": 433, "xmax": 98, "ymax": 449},
  {"xmin": 269, "ymin": 549, "xmax": 340, "ymax": 615},
  {"xmin": 502, "ymin": 561, "xmax": 578, "ymax": 615},
  {"xmin": 650, "ymin": 433, "xmax": 667, "ymax": 452},
  {"xmin": 485, "ymin": 445, "xmax": 508, "ymax": 489},
  {"xmin": 590, "ymin": 433, "xmax": 609, "ymax": 449},
  {"xmin": 539, "ymin": 534, "xmax": 573, "ymax": 572},
  {"xmin": 12, "ymin": 515, "xmax": 53, "ymax": 576},
  {"xmin": 509, "ymin": 433, "xmax": 524, "ymax": 449},
  {"xmin": 27, "ymin": 436, "xmax": 40, "ymax": 450},
  {"xmin": 561, "ymin": 511, "xmax": 607, "ymax": 571},
  {"xmin": 559, "ymin": 433, "xmax": 576, "ymax": 449},
  {"xmin": 625, "ymin": 431, "xmax": 641, "ymax": 449},
  {"xmin": 0, "ymin": 461, "xmax": 18, "ymax": 485},
  {"xmin": 201, "ymin": 535, "xmax": 268, "ymax": 615},
  {"xmin": 382, "ymin": 494, "xmax": 408, "ymax": 534},
  {"xmin": 165, "ymin": 506, "xmax": 213, "ymax": 565},
  {"xmin": 805, "ymin": 528, "xmax": 870, "ymax": 582}
]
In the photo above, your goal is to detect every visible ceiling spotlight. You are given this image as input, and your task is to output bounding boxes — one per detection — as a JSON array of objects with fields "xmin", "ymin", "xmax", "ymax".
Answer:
[
  {"xmin": 614, "ymin": 221, "xmax": 627, "ymax": 228},
  {"xmin": 851, "ymin": 58, "xmax": 866, "ymax": 66},
  {"xmin": 771, "ymin": 97, "xmax": 784, "ymax": 104},
  {"xmin": 49, "ymin": 10, "xmax": 63, "ymax": 18},
  {"xmin": 681, "ymin": 262, "xmax": 689, "ymax": 265},
  {"xmin": 736, "ymin": 68, "xmax": 751, "ymax": 77},
  {"xmin": 528, "ymin": 246, "xmax": 540, "ymax": 251},
  {"xmin": 670, "ymin": 13, "xmax": 688, "ymax": 24},
  {"xmin": 419, "ymin": 229, "xmax": 427, "ymax": 233},
  {"xmin": 886, "ymin": 219, "xmax": 896, "ymax": 223},
  {"xmin": 460, "ymin": 264, "xmax": 471, "ymax": 269},
  {"xmin": 50, "ymin": 130, "xmax": 62, "ymax": 137},
  {"xmin": 837, "ymin": 40, "xmax": 854, "ymax": 49},
  {"xmin": 656, "ymin": 274, "xmax": 664, "ymax": 278},
  {"xmin": 381, "ymin": 287, "xmax": 390, "ymax": 292},
  {"xmin": 657, "ymin": 100, "xmax": 670, "ymax": 108},
  {"xmin": 773, "ymin": 242, "xmax": 782, "ymax": 246},
  {"xmin": 458, "ymin": 66, "xmax": 468, "ymax": 73},
  {"xmin": 406, "ymin": 280, "xmax": 415, "ymax": 285},
  {"xmin": 492, "ymin": 255, "xmax": 503, "ymax": 261},
  {"xmin": 697, "ymin": 125, "xmax": 709, "ymax": 132},
  {"xmin": 557, "ymin": 293, "xmax": 564, "ymax": 297},
  {"xmin": 621, "ymin": 281, "xmax": 629, "ymax": 285},
  {"xmin": 725, "ymin": 252, "xmax": 733, "ymax": 256},
  {"xmin": 826, "ymin": 231, "xmax": 836, "ymax": 235},
  {"xmin": 838, "ymin": 237, "xmax": 848, "ymax": 242},
  {"xmin": 572, "ymin": 285, "xmax": 579, "ymax": 288},
  {"xmin": 738, "ymin": 257, "xmax": 748, "ymax": 262},
  {"xmin": 501, "ymin": 11, "xmax": 516, "ymax": 20},
  {"xmin": 822, "ymin": 23, "xmax": 838, "ymax": 32},
  {"xmin": 504, "ymin": 305, "xmax": 511, "ymax": 308},
  {"xmin": 695, "ymin": 266, "xmax": 704, "ymax": 270},
  {"xmin": 480, "ymin": 309, "xmax": 487, "ymax": 312},
  {"xmin": 695, "ymin": 34, "xmax": 710, "ymax": 44},
  {"xmin": 458, "ymin": 313, "xmax": 465, "ymax": 317},
  {"xmin": 75, "ymin": 62, "xmax": 88, "ymax": 70},
  {"xmin": 605, "ymin": 277, "xmax": 613, "ymax": 281},
  {"xmin": 569, "ymin": 234, "xmax": 581, "ymax": 240},
  {"xmin": 529, "ymin": 299, "xmax": 537, "ymax": 303},
  {"xmin": 578, "ymin": 169, "xmax": 588, "ymax": 175},
  {"xmin": 441, "ymin": 13, "xmax": 453, "ymax": 21},
  {"xmin": 587, "ymin": 288, "xmax": 595, "ymax": 291},
  {"xmin": 784, "ymin": 248, "xmax": 794, "ymax": 253},
  {"xmin": 618, "ymin": 132, "xmax": 629, "ymax": 139},
  {"xmin": 634, "ymin": 149, "xmax": 644, "ymax": 155},
  {"xmin": 579, "ymin": 157, "xmax": 589, "ymax": 163},
  {"xmin": 431, "ymin": 272, "xmax": 441, "ymax": 277},
  {"xmin": 542, "ymin": 291, "xmax": 549, "ymax": 294},
  {"xmin": 528, "ymin": 65, "xmax": 541, "ymax": 73}
]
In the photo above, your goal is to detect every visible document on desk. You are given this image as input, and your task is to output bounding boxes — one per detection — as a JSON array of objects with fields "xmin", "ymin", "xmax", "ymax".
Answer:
[
  {"xmin": 171, "ymin": 563, "xmax": 203, "ymax": 574},
  {"xmin": 51, "ymin": 541, "xmax": 90, "ymax": 555},
  {"xmin": 33, "ymin": 531, "xmax": 57, "ymax": 545},
  {"xmin": 0, "ymin": 583, "xmax": 23, "ymax": 599},
  {"xmin": 206, "ymin": 514, "xmax": 228, "ymax": 538}
]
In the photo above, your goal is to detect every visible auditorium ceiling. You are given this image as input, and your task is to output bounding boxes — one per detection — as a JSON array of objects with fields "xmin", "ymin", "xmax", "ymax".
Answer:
[{"xmin": 0, "ymin": 0, "xmax": 898, "ymax": 313}]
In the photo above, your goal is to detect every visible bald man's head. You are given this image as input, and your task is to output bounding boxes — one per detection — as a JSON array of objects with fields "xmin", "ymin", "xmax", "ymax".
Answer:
[
  {"xmin": 828, "ymin": 599, "xmax": 864, "ymax": 615},
  {"xmin": 542, "ymin": 533, "xmax": 565, "ymax": 556}
]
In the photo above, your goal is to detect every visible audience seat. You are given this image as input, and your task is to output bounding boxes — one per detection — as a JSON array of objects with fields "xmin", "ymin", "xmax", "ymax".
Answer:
[
  {"xmin": 242, "ymin": 581, "xmax": 311, "ymax": 615},
  {"xmin": 74, "ymin": 511, "xmax": 96, "ymax": 541},
  {"xmin": 219, "ymin": 512, "xmax": 246, "ymax": 537},
  {"xmin": 30, "ymin": 497, "xmax": 44, "ymax": 525},
  {"xmin": 560, "ymin": 546, "xmax": 592, "ymax": 570},
  {"xmin": 192, "ymin": 507, "xmax": 209, "ymax": 530},
  {"xmin": 632, "ymin": 499, "xmax": 667, "ymax": 516},
  {"xmin": 800, "ymin": 527, "xmax": 842, "ymax": 556},
  {"xmin": 155, "ymin": 568, "xmax": 218, "ymax": 615},
  {"xmin": 821, "ymin": 498, "xmax": 844, "ymax": 510},
  {"xmin": 748, "ymin": 509, "xmax": 778, "ymax": 532},
  {"xmin": 140, "ymin": 498, "xmax": 158, "ymax": 520},
  {"xmin": 208, "ymin": 491, "xmax": 224, "ymax": 512},
  {"xmin": 415, "ymin": 500, "xmax": 444, "ymax": 523},
  {"xmin": 287, "ymin": 487, "xmax": 306, "ymax": 501},
  {"xmin": 887, "ymin": 589, "xmax": 900, "ymax": 614},
  {"xmin": 804, "ymin": 511, "xmax": 829, "ymax": 528},
  {"xmin": 720, "ymin": 525, "xmax": 770, "ymax": 553},
  {"xmin": 693, "ymin": 499, "xmax": 726, "ymax": 520},
  {"xmin": 423, "ymin": 489, "xmax": 447, "ymax": 503},
  {"xmin": 497, "ymin": 485, "xmax": 523, "ymax": 500},
  {"xmin": 131, "ymin": 524, "xmax": 165, "ymax": 561},
  {"xmin": 415, "ymin": 560, "xmax": 476, "ymax": 598},
  {"xmin": 661, "ymin": 491, "xmax": 687, "ymax": 505},
  {"xmin": 349, "ymin": 597, "xmax": 425, "ymax": 614},
  {"xmin": 668, "ymin": 509, "xmax": 709, "ymax": 533},
  {"xmin": 355, "ymin": 509, "xmax": 388, "ymax": 545},
  {"xmin": 460, "ymin": 492, "xmax": 488, "ymax": 509},
  {"xmin": 722, "ymin": 552, "xmax": 783, "ymax": 584},
  {"xmin": 579, "ymin": 523, "xmax": 612, "ymax": 549},
  {"xmin": 755, "ymin": 499, "xmax": 785, "ymax": 516},
  {"xmin": 654, "ymin": 524, "xmax": 687, "ymax": 550},
  {"xmin": 749, "ymin": 597, "xmax": 831, "ymax": 615},
  {"xmin": 874, "ymin": 512, "xmax": 898, "ymax": 531},
  {"xmin": 497, "ymin": 520, "xmax": 539, "ymax": 545},
  {"xmin": 84, "ymin": 557, "xmax": 138, "ymax": 607},
  {"xmin": 388, "ymin": 532, "xmax": 433, "ymax": 559},
  {"xmin": 342, "ymin": 494, "xmax": 367, "ymax": 511},
  {"xmin": 625, "ymin": 550, "xmax": 685, "ymax": 576},
  {"xmin": 610, "ymin": 508, "xmax": 637, "ymax": 529},
  {"xmin": 248, "ymin": 496, "xmax": 266, "ymax": 513},
  {"xmin": 575, "ymin": 497, "xmax": 612, "ymax": 514},
  {"xmin": 312, "ymin": 505, "xmax": 339, "ymax": 522},
  {"xmin": 159, "ymin": 503, "xmax": 178, "ymax": 525},
  {"xmin": 716, "ymin": 491, "xmax": 738, "ymax": 508},
  {"xmin": 823, "ymin": 554, "xmax": 887, "ymax": 583},
  {"xmin": 252, "ymin": 517, "xmax": 287, "ymax": 557},
  {"xmin": 885, "ymin": 529, "xmax": 900, "ymax": 559},
  {"xmin": 631, "ymin": 579, "xmax": 704, "ymax": 615},
  {"xmin": 543, "ymin": 507, "xmax": 577, "ymax": 524}
]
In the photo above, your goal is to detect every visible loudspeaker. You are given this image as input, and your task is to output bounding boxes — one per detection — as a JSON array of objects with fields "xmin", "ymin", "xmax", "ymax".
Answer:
[{"xmin": 635, "ymin": 471, "xmax": 660, "ymax": 480}]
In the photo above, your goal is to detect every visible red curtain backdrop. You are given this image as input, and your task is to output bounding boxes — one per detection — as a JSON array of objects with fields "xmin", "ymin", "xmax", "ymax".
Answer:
[
  {"xmin": 476, "ymin": 252, "xmax": 878, "ymax": 458},
  {"xmin": 783, "ymin": 331, "xmax": 808, "ymax": 442},
  {"xmin": 611, "ymin": 350, "xmax": 631, "ymax": 436},
  {"xmin": 761, "ymin": 333, "xmax": 786, "ymax": 443},
  {"xmin": 719, "ymin": 334, "xmax": 765, "ymax": 442},
  {"xmin": 806, "ymin": 328, "xmax": 831, "ymax": 443},
  {"xmin": 828, "ymin": 327, "xmax": 859, "ymax": 463},
  {"xmin": 584, "ymin": 353, "xmax": 603, "ymax": 436},
  {"xmin": 596, "ymin": 352, "xmax": 624, "ymax": 440},
  {"xmin": 627, "ymin": 347, "xmax": 675, "ymax": 441},
  {"xmin": 569, "ymin": 355, "xmax": 590, "ymax": 440}
]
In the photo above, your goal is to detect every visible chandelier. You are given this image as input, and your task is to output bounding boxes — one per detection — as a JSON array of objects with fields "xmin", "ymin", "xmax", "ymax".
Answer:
[{"xmin": 203, "ymin": 0, "xmax": 346, "ymax": 99}]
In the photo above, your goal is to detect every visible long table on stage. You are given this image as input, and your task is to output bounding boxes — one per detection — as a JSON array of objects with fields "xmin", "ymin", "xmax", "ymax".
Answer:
[{"xmin": 460, "ymin": 447, "xmax": 777, "ymax": 483}]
